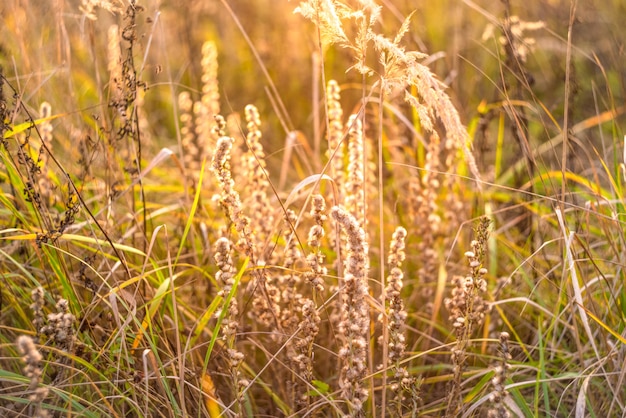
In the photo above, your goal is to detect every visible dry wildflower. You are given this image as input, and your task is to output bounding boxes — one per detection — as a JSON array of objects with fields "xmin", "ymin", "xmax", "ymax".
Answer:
[
  {"xmin": 225, "ymin": 112, "xmax": 243, "ymax": 176},
  {"xmin": 214, "ymin": 237, "xmax": 239, "ymax": 340},
  {"xmin": 107, "ymin": 3, "xmax": 145, "ymax": 147},
  {"xmin": 213, "ymin": 237, "xmax": 247, "ymax": 412},
  {"xmin": 444, "ymin": 217, "xmax": 491, "ymax": 417},
  {"xmin": 40, "ymin": 298, "xmax": 75, "ymax": 352},
  {"xmin": 240, "ymin": 106, "xmax": 281, "ymax": 328},
  {"xmin": 225, "ymin": 346, "xmax": 246, "ymax": 408},
  {"xmin": 56, "ymin": 188, "xmax": 80, "ymax": 235},
  {"xmin": 212, "ymin": 115, "xmax": 226, "ymax": 138},
  {"xmin": 488, "ymin": 332, "xmax": 512, "ymax": 418},
  {"xmin": 194, "ymin": 40, "xmax": 220, "ymax": 163},
  {"xmin": 344, "ymin": 114, "xmax": 365, "ymax": 223},
  {"xmin": 250, "ymin": 263, "xmax": 282, "ymax": 330},
  {"xmin": 380, "ymin": 226, "xmax": 420, "ymax": 413},
  {"xmin": 440, "ymin": 134, "xmax": 466, "ymax": 247},
  {"xmin": 408, "ymin": 132, "xmax": 442, "ymax": 304},
  {"xmin": 18, "ymin": 146, "xmax": 44, "ymax": 212},
  {"xmin": 326, "ymin": 80, "xmax": 345, "ymax": 192},
  {"xmin": 211, "ymin": 119, "xmax": 280, "ymax": 330},
  {"xmin": 200, "ymin": 41, "xmax": 220, "ymax": 117},
  {"xmin": 242, "ymin": 104, "xmax": 274, "ymax": 245},
  {"xmin": 30, "ymin": 287, "xmax": 46, "ymax": 336},
  {"xmin": 305, "ymin": 194, "xmax": 328, "ymax": 292},
  {"xmin": 279, "ymin": 209, "xmax": 303, "ymax": 332},
  {"xmin": 282, "ymin": 210, "xmax": 301, "ymax": 270},
  {"xmin": 292, "ymin": 298, "xmax": 321, "ymax": 408},
  {"xmin": 384, "ymin": 227, "xmax": 408, "ymax": 364},
  {"xmin": 295, "ymin": 299, "xmax": 320, "ymax": 373},
  {"xmin": 16, "ymin": 336, "xmax": 49, "ymax": 418},
  {"xmin": 330, "ymin": 205, "xmax": 369, "ymax": 416},
  {"xmin": 211, "ymin": 132, "xmax": 250, "ymax": 253},
  {"xmin": 16, "ymin": 336, "xmax": 43, "ymax": 391},
  {"xmin": 283, "ymin": 206, "xmax": 315, "ymax": 408},
  {"xmin": 11, "ymin": 100, "xmax": 54, "ymax": 219},
  {"xmin": 178, "ymin": 91, "xmax": 200, "ymax": 176}
]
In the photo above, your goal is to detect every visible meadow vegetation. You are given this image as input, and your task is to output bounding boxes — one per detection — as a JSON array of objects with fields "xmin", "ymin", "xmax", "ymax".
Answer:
[{"xmin": 1, "ymin": 0, "xmax": 625, "ymax": 416}]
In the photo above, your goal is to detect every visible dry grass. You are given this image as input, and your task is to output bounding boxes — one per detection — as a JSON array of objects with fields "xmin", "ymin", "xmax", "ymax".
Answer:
[{"xmin": 1, "ymin": 0, "xmax": 625, "ymax": 417}]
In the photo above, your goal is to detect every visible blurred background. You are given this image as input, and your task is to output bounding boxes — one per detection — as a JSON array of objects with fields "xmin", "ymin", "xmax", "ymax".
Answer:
[{"xmin": 2, "ymin": 0, "xmax": 625, "ymax": 174}]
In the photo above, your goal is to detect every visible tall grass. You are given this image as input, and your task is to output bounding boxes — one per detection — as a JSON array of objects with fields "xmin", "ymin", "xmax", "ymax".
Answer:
[{"xmin": 1, "ymin": 0, "xmax": 625, "ymax": 417}]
